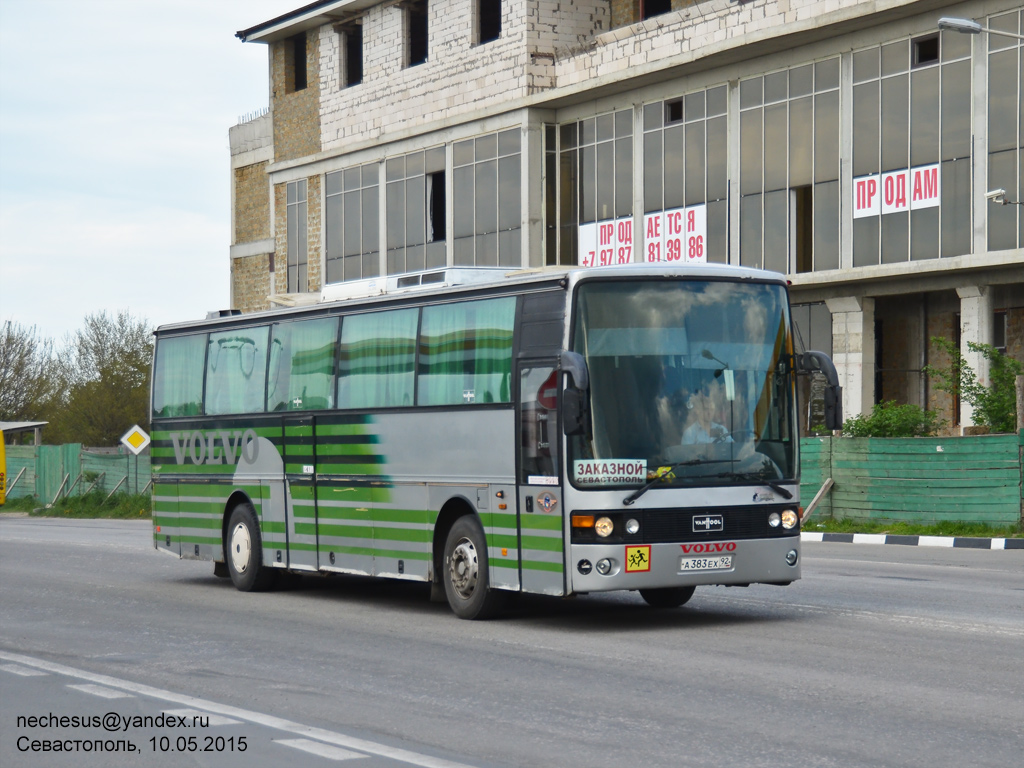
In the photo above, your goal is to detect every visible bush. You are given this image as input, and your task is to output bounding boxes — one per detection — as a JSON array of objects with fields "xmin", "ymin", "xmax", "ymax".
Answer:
[
  {"xmin": 842, "ymin": 400, "xmax": 943, "ymax": 437},
  {"xmin": 924, "ymin": 338, "xmax": 1023, "ymax": 433}
]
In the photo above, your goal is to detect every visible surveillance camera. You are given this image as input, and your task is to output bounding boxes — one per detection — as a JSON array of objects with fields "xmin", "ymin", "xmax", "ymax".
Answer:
[{"xmin": 986, "ymin": 188, "xmax": 1006, "ymax": 200}]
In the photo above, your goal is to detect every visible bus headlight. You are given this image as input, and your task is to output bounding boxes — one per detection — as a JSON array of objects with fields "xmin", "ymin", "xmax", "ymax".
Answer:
[
  {"xmin": 595, "ymin": 517, "xmax": 614, "ymax": 537},
  {"xmin": 768, "ymin": 512, "xmax": 781, "ymax": 528},
  {"xmin": 625, "ymin": 518, "xmax": 640, "ymax": 535},
  {"xmin": 781, "ymin": 510, "xmax": 799, "ymax": 529}
]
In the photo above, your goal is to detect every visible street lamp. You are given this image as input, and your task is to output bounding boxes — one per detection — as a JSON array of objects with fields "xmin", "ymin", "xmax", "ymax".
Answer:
[{"xmin": 937, "ymin": 16, "xmax": 1024, "ymax": 41}]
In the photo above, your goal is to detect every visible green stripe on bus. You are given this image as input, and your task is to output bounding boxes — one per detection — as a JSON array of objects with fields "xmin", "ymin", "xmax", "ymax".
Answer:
[
  {"xmin": 488, "ymin": 534, "xmax": 518, "ymax": 549},
  {"xmin": 317, "ymin": 485, "xmax": 376, "ymax": 501},
  {"xmin": 521, "ymin": 535, "xmax": 562, "ymax": 551},
  {"xmin": 177, "ymin": 516, "xmax": 223, "ymax": 529}
]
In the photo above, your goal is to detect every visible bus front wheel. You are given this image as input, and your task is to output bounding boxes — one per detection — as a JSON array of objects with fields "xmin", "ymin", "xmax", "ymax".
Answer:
[
  {"xmin": 226, "ymin": 504, "xmax": 276, "ymax": 592},
  {"xmin": 443, "ymin": 516, "xmax": 504, "ymax": 620},
  {"xmin": 639, "ymin": 586, "xmax": 696, "ymax": 609}
]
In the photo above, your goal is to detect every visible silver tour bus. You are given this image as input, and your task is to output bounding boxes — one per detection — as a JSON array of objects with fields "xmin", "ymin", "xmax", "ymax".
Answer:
[{"xmin": 150, "ymin": 263, "xmax": 840, "ymax": 618}]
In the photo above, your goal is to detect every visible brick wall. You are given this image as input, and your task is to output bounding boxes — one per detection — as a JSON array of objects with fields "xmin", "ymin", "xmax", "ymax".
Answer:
[
  {"xmin": 926, "ymin": 308, "xmax": 958, "ymax": 427},
  {"xmin": 319, "ymin": 1, "xmax": 609, "ymax": 152},
  {"xmin": 1006, "ymin": 307, "xmax": 1024, "ymax": 363},
  {"xmin": 231, "ymin": 254, "xmax": 273, "ymax": 314},
  {"xmin": 611, "ymin": 0, "xmax": 702, "ymax": 30},
  {"xmin": 274, "ymin": 182, "xmax": 287, "ymax": 287},
  {"xmin": 272, "ymin": 31, "xmax": 322, "ymax": 162},
  {"xmin": 234, "ymin": 162, "xmax": 270, "ymax": 243}
]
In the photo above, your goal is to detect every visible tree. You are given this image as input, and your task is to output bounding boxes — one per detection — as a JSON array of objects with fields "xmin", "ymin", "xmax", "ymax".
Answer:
[
  {"xmin": 0, "ymin": 320, "xmax": 55, "ymax": 424},
  {"xmin": 924, "ymin": 337, "xmax": 1023, "ymax": 434},
  {"xmin": 44, "ymin": 311, "xmax": 153, "ymax": 446}
]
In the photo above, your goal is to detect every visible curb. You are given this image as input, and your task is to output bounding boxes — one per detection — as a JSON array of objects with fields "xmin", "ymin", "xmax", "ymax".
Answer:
[{"xmin": 801, "ymin": 532, "xmax": 1024, "ymax": 550}]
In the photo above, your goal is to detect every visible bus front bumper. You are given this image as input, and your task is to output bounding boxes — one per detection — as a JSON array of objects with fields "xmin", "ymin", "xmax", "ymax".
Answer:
[{"xmin": 567, "ymin": 536, "xmax": 801, "ymax": 594}]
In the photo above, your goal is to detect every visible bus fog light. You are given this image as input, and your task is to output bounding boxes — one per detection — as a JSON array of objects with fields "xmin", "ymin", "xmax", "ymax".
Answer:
[
  {"xmin": 596, "ymin": 558, "xmax": 612, "ymax": 575},
  {"xmin": 781, "ymin": 510, "xmax": 798, "ymax": 529},
  {"xmin": 768, "ymin": 512, "xmax": 781, "ymax": 528},
  {"xmin": 625, "ymin": 518, "xmax": 640, "ymax": 535},
  {"xmin": 595, "ymin": 517, "xmax": 614, "ymax": 537},
  {"xmin": 577, "ymin": 559, "xmax": 593, "ymax": 575},
  {"xmin": 786, "ymin": 549, "xmax": 798, "ymax": 566}
]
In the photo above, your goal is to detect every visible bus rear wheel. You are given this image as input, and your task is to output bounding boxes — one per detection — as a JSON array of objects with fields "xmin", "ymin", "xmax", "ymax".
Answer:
[
  {"xmin": 226, "ymin": 503, "xmax": 277, "ymax": 592},
  {"xmin": 443, "ymin": 516, "xmax": 504, "ymax": 620},
  {"xmin": 639, "ymin": 586, "xmax": 696, "ymax": 609}
]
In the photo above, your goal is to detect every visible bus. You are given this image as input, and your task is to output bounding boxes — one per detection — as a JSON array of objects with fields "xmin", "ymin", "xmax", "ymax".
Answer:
[{"xmin": 150, "ymin": 263, "xmax": 841, "ymax": 619}]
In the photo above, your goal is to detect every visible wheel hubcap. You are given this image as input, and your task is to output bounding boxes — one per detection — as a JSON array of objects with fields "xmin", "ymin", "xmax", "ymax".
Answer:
[
  {"xmin": 448, "ymin": 537, "xmax": 479, "ymax": 600},
  {"xmin": 230, "ymin": 522, "xmax": 251, "ymax": 574}
]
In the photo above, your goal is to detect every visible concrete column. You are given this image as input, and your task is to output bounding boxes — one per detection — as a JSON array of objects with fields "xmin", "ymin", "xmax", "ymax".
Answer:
[
  {"xmin": 957, "ymin": 285, "xmax": 993, "ymax": 429},
  {"xmin": 825, "ymin": 296, "xmax": 876, "ymax": 421}
]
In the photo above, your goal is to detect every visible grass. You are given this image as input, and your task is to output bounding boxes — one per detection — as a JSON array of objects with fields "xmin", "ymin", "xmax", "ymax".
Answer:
[
  {"xmin": 804, "ymin": 516, "xmax": 1022, "ymax": 538},
  {"xmin": 2, "ymin": 492, "xmax": 152, "ymax": 519}
]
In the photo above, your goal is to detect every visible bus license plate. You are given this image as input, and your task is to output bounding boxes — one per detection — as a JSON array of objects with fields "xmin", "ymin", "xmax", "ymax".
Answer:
[{"xmin": 680, "ymin": 555, "xmax": 733, "ymax": 571}]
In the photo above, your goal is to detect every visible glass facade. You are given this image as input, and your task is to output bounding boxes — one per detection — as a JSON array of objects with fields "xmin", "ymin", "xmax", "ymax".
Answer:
[
  {"xmin": 987, "ymin": 9, "xmax": 1024, "ymax": 251},
  {"xmin": 739, "ymin": 59, "xmax": 840, "ymax": 273},
  {"xmin": 852, "ymin": 31, "xmax": 973, "ymax": 265},
  {"xmin": 285, "ymin": 24, "xmax": 1018, "ymax": 293},
  {"xmin": 325, "ymin": 163, "xmax": 379, "ymax": 283},
  {"xmin": 643, "ymin": 85, "xmax": 728, "ymax": 264},
  {"xmin": 452, "ymin": 129, "xmax": 521, "ymax": 267},
  {"xmin": 386, "ymin": 146, "xmax": 447, "ymax": 275},
  {"xmin": 286, "ymin": 179, "xmax": 307, "ymax": 292}
]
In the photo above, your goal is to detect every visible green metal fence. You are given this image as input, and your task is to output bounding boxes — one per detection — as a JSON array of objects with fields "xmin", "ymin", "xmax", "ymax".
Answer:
[
  {"xmin": 6, "ymin": 435, "xmax": 1022, "ymax": 525},
  {"xmin": 799, "ymin": 432, "xmax": 1024, "ymax": 527},
  {"xmin": 4, "ymin": 444, "xmax": 151, "ymax": 503}
]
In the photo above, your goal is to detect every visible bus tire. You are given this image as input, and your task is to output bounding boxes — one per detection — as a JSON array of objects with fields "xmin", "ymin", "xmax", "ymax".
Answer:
[
  {"xmin": 226, "ymin": 503, "xmax": 276, "ymax": 592},
  {"xmin": 639, "ymin": 586, "xmax": 696, "ymax": 609},
  {"xmin": 443, "ymin": 515, "xmax": 504, "ymax": 620}
]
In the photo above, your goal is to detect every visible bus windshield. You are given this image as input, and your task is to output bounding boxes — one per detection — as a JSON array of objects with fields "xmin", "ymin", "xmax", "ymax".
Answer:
[{"xmin": 569, "ymin": 278, "xmax": 796, "ymax": 490}]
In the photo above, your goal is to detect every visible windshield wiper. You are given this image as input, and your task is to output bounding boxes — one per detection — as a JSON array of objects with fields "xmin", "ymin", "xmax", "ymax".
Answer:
[
  {"xmin": 699, "ymin": 471, "xmax": 794, "ymax": 500},
  {"xmin": 623, "ymin": 466, "xmax": 795, "ymax": 506},
  {"xmin": 621, "ymin": 459, "xmax": 730, "ymax": 506}
]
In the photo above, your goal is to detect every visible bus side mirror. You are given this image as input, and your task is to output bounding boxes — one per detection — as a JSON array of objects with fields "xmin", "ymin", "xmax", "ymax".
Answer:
[
  {"xmin": 563, "ymin": 386, "xmax": 589, "ymax": 436},
  {"xmin": 798, "ymin": 351, "xmax": 843, "ymax": 431},
  {"xmin": 559, "ymin": 351, "xmax": 591, "ymax": 437}
]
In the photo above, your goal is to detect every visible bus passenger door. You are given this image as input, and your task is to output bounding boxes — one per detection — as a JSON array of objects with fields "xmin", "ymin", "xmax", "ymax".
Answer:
[
  {"xmin": 282, "ymin": 414, "xmax": 319, "ymax": 571},
  {"xmin": 516, "ymin": 361, "xmax": 566, "ymax": 596}
]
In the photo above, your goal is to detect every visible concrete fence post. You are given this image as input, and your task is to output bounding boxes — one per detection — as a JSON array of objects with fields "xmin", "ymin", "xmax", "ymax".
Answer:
[{"xmin": 1016, "ymin": 375, "xmax": 1024, "ymax": 433}]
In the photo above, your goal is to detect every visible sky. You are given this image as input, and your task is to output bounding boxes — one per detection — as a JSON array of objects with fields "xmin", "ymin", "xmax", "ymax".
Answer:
[{"xmin": 0, "ymin": 0, "xmax": 298, "ymax": 343}]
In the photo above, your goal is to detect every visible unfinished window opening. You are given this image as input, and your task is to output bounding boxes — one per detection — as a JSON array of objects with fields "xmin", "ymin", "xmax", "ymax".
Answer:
[
  {"xmin": 478, "ymin": 0, "xmax": 501, "ymax": 44},
  {"xmin": 408, "ymin": 1, "xmax": 428, "ymax": 67},
  {"xmin": 288, "ymin": 33, "xmax": 307, "ymax": 92},
  {"xmin": 912, "ymin": 34, "xmax": 940, "ymax": 68},
  {"xmin": 994, "ymin": 310, "xmax": 1007, "ymax": 353},
  {"xmin": 665, "ymin": 98, "xmax": 683, "ymax": 125},
  {"xmin": 643, "ymin": 0, "xmax": 672, "ymax": 21},
  {"xmin": 793, "ymin": 186, "xmax": 813, "ymax": 273},
  {"xmin": 428, "ymin": 171, "xmax": 446, "ymax": 243},
  {"xmin": 343, "ymin": 23, "xmax": 363, "ymax": 87}
]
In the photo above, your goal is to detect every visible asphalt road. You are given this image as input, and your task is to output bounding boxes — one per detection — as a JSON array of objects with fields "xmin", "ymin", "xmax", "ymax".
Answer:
[{"xmin": 1, "ymin": 516, "xmax": 1021, "ymax": 768}]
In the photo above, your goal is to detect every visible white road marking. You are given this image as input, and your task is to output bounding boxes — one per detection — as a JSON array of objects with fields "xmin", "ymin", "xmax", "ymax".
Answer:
[
  {"xmin": 162, "ymin": 708, "xmax": 242, "ymax": 727},
  {"xmin": 276, "ymin": 738, "xmax": 367, "ymax": 761},
  {"xmin": 68, "ymin": 683, "xmax": 134, "ymax": 699},
  {"xmin": 1, "ymin": 663, "xmax": 48, "ymax": 676},
  {"xmin": 0, "ymin": 651, "xmax": 477, "ymax": 768}
]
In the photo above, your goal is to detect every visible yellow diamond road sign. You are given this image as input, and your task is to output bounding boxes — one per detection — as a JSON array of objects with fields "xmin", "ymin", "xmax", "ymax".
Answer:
[{"xmin": 121, "ymin": 425, "xmax": 151, "ymax": 455}]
